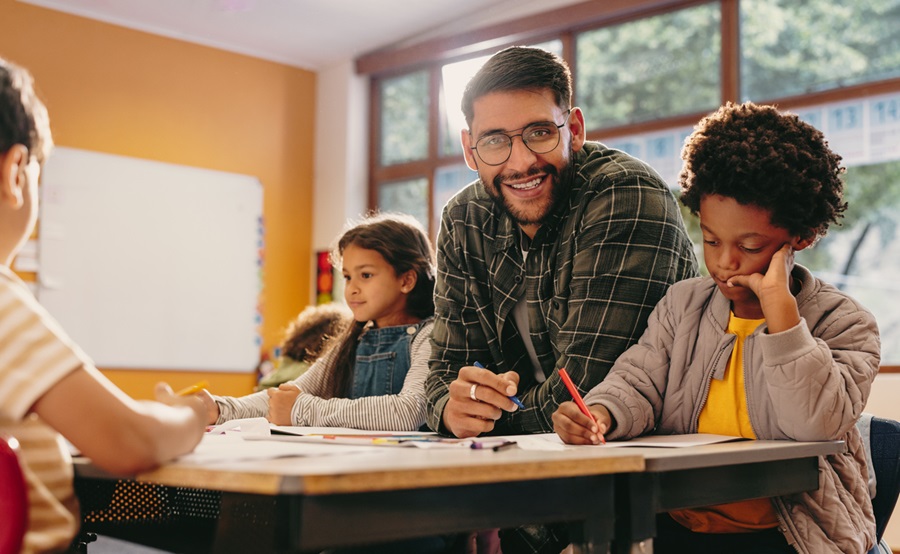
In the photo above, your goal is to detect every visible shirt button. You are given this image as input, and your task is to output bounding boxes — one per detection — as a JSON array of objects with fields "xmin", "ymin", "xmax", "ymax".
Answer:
[
  {"xmin": 406, "ymin": 326, "xmax": 416, "ymax": 335},
  {"xmin": 514, "ymin": 275, "xmax": 522, "ymax": 283}
]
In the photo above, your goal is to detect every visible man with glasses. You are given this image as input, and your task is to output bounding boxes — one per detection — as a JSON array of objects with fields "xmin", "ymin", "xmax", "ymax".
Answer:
[
  {"xmin": 426, "ymin": 45, "xmax": 697, "ymax": 440},
  {"xmin": 425, "ymin": 47, "xmax": 696, "ymax": 552}
]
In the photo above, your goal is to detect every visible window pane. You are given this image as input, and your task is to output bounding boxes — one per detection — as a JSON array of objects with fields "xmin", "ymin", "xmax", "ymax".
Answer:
[
  {"xmin": 433, "ymin": 163, "xmax": 477, "ymax": 233},
  {"xmin": 606, "ymin": 126, "xmax": 693, "ymax": 188},
  {"xmin": 741, "ymin": 0, "xmax": 900, "ymax": 100},
  {"xmin": 439, "ymin": 40, "xmax": 563, "ymax": 157},
  {"xmin": 380, "ymin": 71, "xmax": 429, "ymax": 165},
  {"xmin": 440, "ymin": 55, "xmax": 491, "ymax": 157},
  {"xmin": 576, "ymin": 3, "xmax": 720, "ymax": 130},
  {"xmin": 795, "ymin": 160, "xmax": 900, "ymax": 365},
  {"xmin": 376, "ymin": 177, "xmax": 429, "ymax": 232}
]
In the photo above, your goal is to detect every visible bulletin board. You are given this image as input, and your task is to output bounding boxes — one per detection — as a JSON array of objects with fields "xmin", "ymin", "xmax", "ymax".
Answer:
[{"xmin": 37, "ymin": 147, "xmax": 263, "ymax": 372}]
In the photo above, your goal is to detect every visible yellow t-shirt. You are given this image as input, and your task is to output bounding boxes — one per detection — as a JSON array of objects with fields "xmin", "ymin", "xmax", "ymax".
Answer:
[{"xmin": 669, "ymin": 313, "xmax": 780, "ymax": 533}]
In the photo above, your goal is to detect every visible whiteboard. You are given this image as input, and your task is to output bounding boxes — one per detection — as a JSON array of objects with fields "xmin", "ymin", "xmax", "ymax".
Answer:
[{"xmin": 37, "ymin": 147, "xmax": 262, "ymax": 372}]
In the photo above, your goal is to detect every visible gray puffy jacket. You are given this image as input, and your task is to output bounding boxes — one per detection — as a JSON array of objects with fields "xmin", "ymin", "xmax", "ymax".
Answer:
[{"xmin": 585, "ymin": 265, "xmax": 879, "ymax": 553}]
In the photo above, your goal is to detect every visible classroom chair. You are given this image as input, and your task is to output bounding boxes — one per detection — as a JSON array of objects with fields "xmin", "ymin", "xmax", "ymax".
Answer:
[
  {"xmin": 0, "ymin": 434, "xmax": 28, "ymax": 554},
  {"xmin": 859, "ymin": 414, "xmax": 900, "ymax": 554}
]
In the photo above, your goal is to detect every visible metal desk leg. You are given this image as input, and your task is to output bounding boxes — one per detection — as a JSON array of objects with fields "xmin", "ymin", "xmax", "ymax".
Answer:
[{"xmin": 613, "ymin": 473, "xmax": 656, "ymax": 554}]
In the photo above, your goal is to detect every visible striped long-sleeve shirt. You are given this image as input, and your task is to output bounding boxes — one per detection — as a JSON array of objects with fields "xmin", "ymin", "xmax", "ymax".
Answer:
[
  {"xmin": 426, "ymin": 141, "xmax": 699, "ymax": 435},
  {"xmin": 214, "ymin": 320, "xmax": 433, "ymax": 431}
]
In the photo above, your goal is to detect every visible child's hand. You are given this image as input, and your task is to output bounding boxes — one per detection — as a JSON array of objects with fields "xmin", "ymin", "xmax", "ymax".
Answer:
[
  {"xmin": 266, "ymin": 383, "xmax": 302, "ymax": 426},
  {"xmin": 153, "ymin": 382, "xmax": 206, "ymax": 426},
  {"xmin": 726, "ymin": 244, "xmax": 800, "ymax": 332},
  {"xmin": 726, "ymin": 244, "xmax": 792, "ymax": 299},
  {"xmin": 194, "ymin": 389, "xmax": 220, "ymax": 425},
  {"xmin": 552, "ymin": 401, "xmax": 612, "ymax": 445}
]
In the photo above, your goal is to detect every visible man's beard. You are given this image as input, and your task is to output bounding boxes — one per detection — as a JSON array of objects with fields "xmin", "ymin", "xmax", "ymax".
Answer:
[{"xmin": 483, "ymin": 144, "xmax": 574, "ymax": 227}]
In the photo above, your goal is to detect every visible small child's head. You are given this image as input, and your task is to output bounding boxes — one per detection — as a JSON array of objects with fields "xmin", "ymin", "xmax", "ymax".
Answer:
[
  {"xmin": 280, "ymin": 303, "xmax": 351, "ymax": 363},
  {"xmin": 332, "ymin": 212, "xmax": 435, "ymax": 325},
  {"xmin": 0, "ymin": 58, "xmax": 53, "ymax": 264}
]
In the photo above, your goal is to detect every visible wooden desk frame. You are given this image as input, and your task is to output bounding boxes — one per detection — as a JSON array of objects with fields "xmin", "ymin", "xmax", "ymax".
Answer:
[
  {"xmin": 73, "ymin": 439, "xmax": 842, "ymax": 554},
  {"xmin": 612, "ymin": 440, "xmax": 844, "ymax": 554},
  {"xmin": 211, "ymin": 475, "xmax": 616, "ymax": 553},
  {"xmin": 74, "ymin": 447, "xmax": 643, "ymax": 553}
]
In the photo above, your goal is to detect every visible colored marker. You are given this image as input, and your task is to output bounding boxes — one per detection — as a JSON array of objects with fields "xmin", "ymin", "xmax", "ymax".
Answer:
[
  {"xmin": 175, "ymin": 380, "xmax": 209, "ymax": 396},
  {"xmin": 473, "ymin": 361, "xmax": 525, "ymax": 409},
  {"xmin": 558, "ymin": 368, "xmax": 605, "ymax": 444}
]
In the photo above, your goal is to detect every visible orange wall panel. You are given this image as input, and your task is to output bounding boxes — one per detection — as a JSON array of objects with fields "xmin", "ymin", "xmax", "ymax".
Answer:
[{"xmin": 0, "ymin": 0, "xmax": 316, "ymax": 398}]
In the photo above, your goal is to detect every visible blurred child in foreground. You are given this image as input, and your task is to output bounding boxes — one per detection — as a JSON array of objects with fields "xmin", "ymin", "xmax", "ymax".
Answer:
[
  {"xmin": 0, "ymin": 57, "xmax": 206, "ymax": 553},
  {"xmin": 553, "ymin": 101, "xmax": 879, "ymax": 554}
]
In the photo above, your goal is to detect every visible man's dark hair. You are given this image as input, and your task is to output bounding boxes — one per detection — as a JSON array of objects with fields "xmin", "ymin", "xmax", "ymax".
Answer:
[
  {"xmin": 679, "ymin": 101, "xmax": 846, "ymax": 241},
  {"xmin": 461, "ymin": 46, "xmax": 572, "ymax": 127}
]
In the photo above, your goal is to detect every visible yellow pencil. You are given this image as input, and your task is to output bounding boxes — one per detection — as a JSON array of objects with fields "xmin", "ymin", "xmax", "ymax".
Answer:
[{"xmin": 175, "ymin": 380, "xmax": 209, "ymax": 396}]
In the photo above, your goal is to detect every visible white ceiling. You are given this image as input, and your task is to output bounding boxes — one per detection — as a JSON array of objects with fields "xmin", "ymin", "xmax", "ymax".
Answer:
[{"xmin": 19, "ymin": 0, "xmax": 586, "ymax": 71}]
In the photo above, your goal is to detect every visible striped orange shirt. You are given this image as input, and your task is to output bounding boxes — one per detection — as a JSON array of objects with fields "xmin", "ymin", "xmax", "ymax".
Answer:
[{"xmin": 0, "ymin": 266, "xmax": 91, "ymax": 553}]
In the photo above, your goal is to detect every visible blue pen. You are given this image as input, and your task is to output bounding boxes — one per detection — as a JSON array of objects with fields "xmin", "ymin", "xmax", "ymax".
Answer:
[{"xmin": 473, "ymin": 361, "xmax": 525, "ymax": 409}]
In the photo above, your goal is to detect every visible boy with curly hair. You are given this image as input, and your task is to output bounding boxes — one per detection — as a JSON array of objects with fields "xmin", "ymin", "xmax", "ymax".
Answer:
[{"xmin": 553, "ymin": 101, "xmax": 879, "ymax": 554}]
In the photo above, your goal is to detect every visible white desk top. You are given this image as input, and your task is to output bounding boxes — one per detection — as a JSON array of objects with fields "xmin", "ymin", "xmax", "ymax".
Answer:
[{"xmin": 74, "ymin": 434, "xmax": 644, "ymax": 495}]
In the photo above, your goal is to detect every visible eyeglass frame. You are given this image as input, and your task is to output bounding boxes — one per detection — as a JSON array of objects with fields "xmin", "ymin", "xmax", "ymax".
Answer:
[{"xmin": 468, "ymin": 108, "xmax": 574, "ymax": 167}]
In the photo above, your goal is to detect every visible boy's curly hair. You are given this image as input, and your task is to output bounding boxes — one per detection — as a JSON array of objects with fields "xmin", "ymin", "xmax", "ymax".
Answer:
[
  {"xmin": 678, "ymin": 101, "xmax": 846, "ymax": 241},
  {"xmin": 280, "ymin": 304, "xmax": 351, "ymax": 363}
]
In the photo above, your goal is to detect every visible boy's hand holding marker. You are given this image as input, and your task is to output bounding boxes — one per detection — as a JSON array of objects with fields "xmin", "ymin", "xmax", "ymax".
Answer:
[{"xmin": 552, "ymin": 368, "xmax": 610, "ymax": 445}]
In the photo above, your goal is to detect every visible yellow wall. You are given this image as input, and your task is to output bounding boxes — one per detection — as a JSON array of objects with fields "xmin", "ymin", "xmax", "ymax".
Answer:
[{"xmin": 0, "ymin": 0, "xmax": 316, "ymax": 398}]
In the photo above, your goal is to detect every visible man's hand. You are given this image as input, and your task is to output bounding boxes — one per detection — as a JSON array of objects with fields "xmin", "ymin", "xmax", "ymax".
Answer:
[
  {"xmin": 442, "ymin": 365, "xmax": 520, "ymax": 438},
  {"xmin": 266, "ymin": 383, "xmax": 302, "ymax": 426},
  {"xmin": 552, "ymin": 401, "xmax": 611, "ymax": 445}
]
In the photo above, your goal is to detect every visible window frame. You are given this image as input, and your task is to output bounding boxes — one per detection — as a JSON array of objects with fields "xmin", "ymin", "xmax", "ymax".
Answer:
[{"xmin": 360, "ymin": 0, "xmax": 900, "ymax": 371}]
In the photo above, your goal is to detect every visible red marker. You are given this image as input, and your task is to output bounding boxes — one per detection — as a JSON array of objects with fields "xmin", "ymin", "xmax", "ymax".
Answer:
[{"xmin": 558, "ymin": 368, "xmax": 605, "ymax": 444}]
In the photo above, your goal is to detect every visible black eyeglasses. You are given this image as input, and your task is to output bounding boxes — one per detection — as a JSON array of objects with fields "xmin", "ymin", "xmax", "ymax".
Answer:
[{"xmin": 469, "ymin": 109, "xmax": 572, "ymax": 166}]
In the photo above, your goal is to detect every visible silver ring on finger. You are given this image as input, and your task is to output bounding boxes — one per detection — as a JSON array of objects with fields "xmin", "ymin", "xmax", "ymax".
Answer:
[{"xmin": 469, "ymin": 383, "xmax": 479, "ymax": 401}]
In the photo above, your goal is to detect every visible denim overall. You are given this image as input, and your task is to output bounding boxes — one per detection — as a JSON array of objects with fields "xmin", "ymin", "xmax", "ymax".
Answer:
[
  {"xmin": 349, "ymin": 319, "xmax": 430, "ymax": 399},
  {"xmin": 329, "ymin": 317, "xmax": 453, "ymax": 554}
]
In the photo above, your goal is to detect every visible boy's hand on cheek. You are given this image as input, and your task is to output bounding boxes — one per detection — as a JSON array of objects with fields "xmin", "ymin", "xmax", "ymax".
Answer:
[
  {"xmin": 728, "ymin": 244, "xmax": 800, "ymax": 332},
  {"xmin": 726, "ymin": 246, "xmax": 792, "ymax": 300},
  {"xmin": 552, "ymin": 401, "xmax": 612, "ymax": 445}
]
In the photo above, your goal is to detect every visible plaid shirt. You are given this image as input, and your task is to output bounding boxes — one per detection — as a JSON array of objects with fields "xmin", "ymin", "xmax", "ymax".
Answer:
[{"xmin": 426, "ymin": 141, "xmax": 699, "ymax": 434}]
